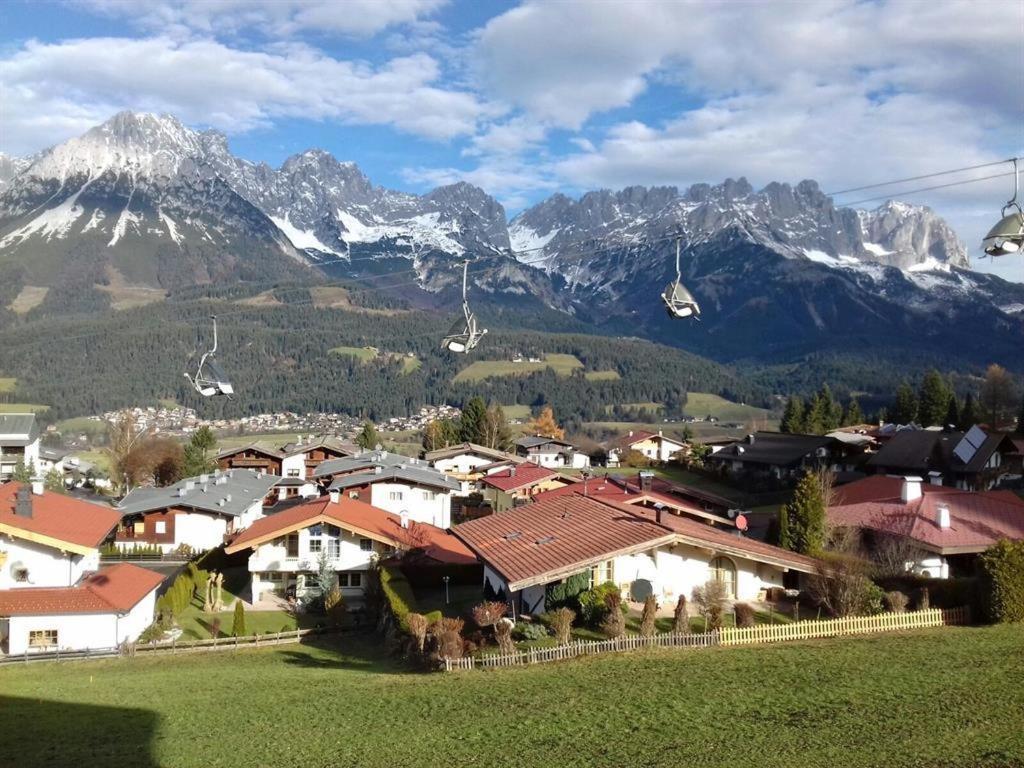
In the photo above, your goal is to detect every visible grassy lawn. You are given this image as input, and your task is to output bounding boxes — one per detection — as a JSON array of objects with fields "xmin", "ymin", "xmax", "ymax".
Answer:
[
  {"xmin": 584, "ymin": 369, "xmax": 620, "ymax": 381},
  {"xmin": 454, "ymin": 353, "xmax": 584, "ymax": 383},
  {"xmin": 0, "ymin": 403, "xmax": 49, "ymax": 413},
  {"xmin": 2, "ymin": 626, "xmax": 1022, "ymax": 767},
  {"xmin": 57, "ymin": 416, "xmax": 107, "ymax": 438},
  {"xmin": 7, "ymin": 285, "xmax": 49, "ymax": 314},
  {"xmin": 683, "ymin": 392, "xmax": 775, "ymax": 424},
  {"xmin": 500, "ymin": 404, "xmax": 532, "ymax": 420},
  {"xmin": 0, "ymin": 377, "xmax": 15, "ymax": 393},
  {"xmin": 214, "ymin": 432, "xmax": 304, "ymax": 450},
  {"xmin": 329, "ymin": 345, "xmax": 380, "ymax": 362},
  {"xmin": 70, "ymin": 449, "xmax": 111, "ymax": 474},
  {"xmin": 330, "ymin": 346, "xmax": 421, "ymax": 374}
]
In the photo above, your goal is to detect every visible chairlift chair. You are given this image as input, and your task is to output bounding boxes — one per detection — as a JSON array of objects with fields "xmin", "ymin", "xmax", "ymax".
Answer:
[
  {"xmin": 982, "ymin": 158, "xmax": 1024, "ymax": 257},
  {"xmin": 442, "ymin": 260, "xmax": 488, "ymax": 353},
  {"xmin": 661, "ymin": 238, "xmax": 701, "ymax": 319},
  {"xmin": 184, "ymin": 315, "xmax": 234, "ymax": 397}
]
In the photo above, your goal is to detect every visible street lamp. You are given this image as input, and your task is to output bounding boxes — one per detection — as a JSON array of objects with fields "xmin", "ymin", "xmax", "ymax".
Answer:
[
  {"xmin": 442, "ymin": 575, "xmax": 450, "ymax": 605},
  {"xmin": 982, "ymin": 158, "xmax": 1024, "ymax": 257}
]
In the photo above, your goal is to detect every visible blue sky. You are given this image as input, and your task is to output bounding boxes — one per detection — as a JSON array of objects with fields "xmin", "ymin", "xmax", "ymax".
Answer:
[{"xmin": 2, "ymin": 0, "xmax": 1022, "ymax": 281}]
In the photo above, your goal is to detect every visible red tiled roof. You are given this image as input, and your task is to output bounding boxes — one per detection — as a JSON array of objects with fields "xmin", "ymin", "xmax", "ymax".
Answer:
[
  {"xmin": 829, "ymin": 476, "xmax": 1024, "ymax": 553},
  {"xmin": 0, "ymin": 482, "xmax": 122, "ymax": 551},
  {"xmin": 0, "ymin": 564, "xmax": 165, "ymax": 616},
  {"xmin": 453, "ymin": 494, "xmax": 817, "ymax": 591},
  {"xmin": 480, "ymin": 462, "xmax": 558, "ymax": 492},
  {"xmin": 225, "ymin": 495, "xmax": 475, "ymax": 565},
  {"xmin": 533, "ymin": 475, "xmax": 721, "ymax": 522}
]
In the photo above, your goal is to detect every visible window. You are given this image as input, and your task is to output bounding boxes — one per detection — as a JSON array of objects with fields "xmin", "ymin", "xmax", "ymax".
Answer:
[
  {"xmin": 338, "ymin": 572, "xmax": 363, "ymax": 588},
  {"xmin": 710, "ymin": 556, "xmax": 737, "ymax": 599},
  {"xmin": 388, "ymin": 491, "xmax": 404, "ymax": 501},
  {"xmin": 359, "ymin": 538, "xmax": 373, "ymax": 552},
  {"xmin": 308, "ymin": 524, "xmax": 323, "ymax": 553},
  {"xmin": 287, "ymin": 468, "xmax": 300, "ymax": 477},
  {"xmin": 29, "ymin": 630, "xmax": 57, "ymax": 648},
  {"xmin": 423, "ymin": 490, "xmax": 437, "ymax": 501},
  {"xmin": 133, "ymin": 521, "xmax": 145, "ymax": 535},
  {"xmin": 309, "ymin": 538, "xmax": 322, "ymax": 553},
  {"xmin": 285, "ymin": 533, "xmax": 299, "ymax": 558},
  {"xmin": 327, "ymin": 539, "xmax": 341, "ymax": 559},
  {"xmin": 349, "ymin": 491, "xmax": 360, "ymax": 500},
  {"xmin": 154, "ymin": 521, "xmax": 166, "ymax": 534},
  {"xmin": 591, "ymin": 560, "xmax": 614, "ymax": 587}
]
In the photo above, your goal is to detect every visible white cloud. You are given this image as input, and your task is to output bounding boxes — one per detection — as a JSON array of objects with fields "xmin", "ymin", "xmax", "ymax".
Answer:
[
  {"xmin": 73, "ymin": 0, "xmax": 448, "ymax": 39},
  {"xmin": 1, "ymin": 36, "xmax": 495, "ymax": 153}
]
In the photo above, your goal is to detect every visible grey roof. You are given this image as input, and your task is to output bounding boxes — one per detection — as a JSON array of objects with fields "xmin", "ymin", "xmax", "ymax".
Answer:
[
  {"xmin": 281, "ymin": 437, "xmax": 358, "ymax": 458},
  {"xmin": 423, "ymin": 442, "xmax": 515, "ymax": 463},
  {"xmin": 215, "ymin": 441, "xmax": 285, "ymax": 460},
  {"xmin": 867, "ymin": 428, "xmax": 1013, "ymax": 476},
  {"xmin": 116, "ymin": 468, "xmax": 281, "ymax": 518},
  {"xmin": 39, "ymin": 447, "xmax": 69, "ymax": 461},
  {"xmin": 0, "ymin": 414, "xmax": 39, "ymax": 447},
  {"xmin": 327, "ymin": 464, "xmax": 460, "ymax": 493},
  {"xmin": 709, "ymin": 432, "xmax": 838, "ymax": 467},
  {"xmin": 516, "ymin": 436, "xmax": 574, "ymax": 450},
  {"xmin": 312, "ymin": 450, "xmax": 419, "ymax": 479}
]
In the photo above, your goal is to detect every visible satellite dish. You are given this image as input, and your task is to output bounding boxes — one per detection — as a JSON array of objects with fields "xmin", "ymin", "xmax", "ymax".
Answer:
[
  {"xmin": 630, "ymin": 578, "xmax": 654, "ymax": 602},
  {"xmin": 734, "ymin": 514, "xmax": 749, "ymax": 532}
]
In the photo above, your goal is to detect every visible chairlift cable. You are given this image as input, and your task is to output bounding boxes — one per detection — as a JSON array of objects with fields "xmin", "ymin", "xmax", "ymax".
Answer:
[{"xmin": 826, "ymin": 157, "xmax": 1022, "ymax": 196}]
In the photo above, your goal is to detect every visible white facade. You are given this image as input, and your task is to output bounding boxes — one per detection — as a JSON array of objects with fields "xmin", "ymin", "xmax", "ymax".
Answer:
[
  {"xmin": 367, "ymin": 482, "xmax": 451, "ymax": 529},
  {"xmin": 0, "ymin": 538, "xmax": 99, "ymax": 589},
  {"xmin": 0, "ymin": 438, "xmax": 40, "ymax": 481},
  {"xmin": 432, "ymin": 453, "xmax": 494, "ymax": 476},
  {"xmin": 281, "ymin": 453, "xmax": 308, "ymax": 480},
  {"xmin": 1, "ymin": 589, "xmax": 157, "ymax": 655},
  {"xmin": 248, "ymin": 524, "xmax": 386, "ymax": 602}
]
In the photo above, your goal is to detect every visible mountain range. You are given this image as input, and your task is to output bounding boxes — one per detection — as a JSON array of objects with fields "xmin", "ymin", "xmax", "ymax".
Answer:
[{"xmin": 1, "ymin": 111, "xmax": 1022, "ymax": 371}]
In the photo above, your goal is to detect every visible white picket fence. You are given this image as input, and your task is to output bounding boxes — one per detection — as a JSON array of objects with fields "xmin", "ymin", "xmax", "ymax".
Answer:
[{"xmin": 443, "ymin": 607, "xmax": 970, "ymax": 672}]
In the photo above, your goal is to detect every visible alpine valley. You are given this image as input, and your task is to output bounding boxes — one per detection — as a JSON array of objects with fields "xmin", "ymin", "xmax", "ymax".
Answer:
[{"xmin": 1, "ymin": 112, "xmax": 1022, "ymax": 418}]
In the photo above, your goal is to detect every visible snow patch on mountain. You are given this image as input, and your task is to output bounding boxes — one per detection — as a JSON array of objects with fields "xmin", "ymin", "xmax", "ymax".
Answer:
[{"xmin": 271, "ymin": 213, "xmax": 343, "ymax": 256}]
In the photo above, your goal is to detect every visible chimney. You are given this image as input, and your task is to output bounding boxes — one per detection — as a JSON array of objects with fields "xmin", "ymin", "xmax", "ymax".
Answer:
[
  {"xmin": 901, "ymin": 476, "xmax": 923, "ymax": 503},
  {"xmin": 639, "ymin": 470, "xmax": 654, "ymax": 492},
  {"xmin": 746, "ymin": 434, "xmax": 755, "ymax": 445},
  {"xmin": 509, "ymin": 466, "xmax": 516, "ymax": 478},
  {"xmin": 658, "ymin": 429, "xmax": 663, "ymax": 437},
  {"xmin": 14, "ymin": 485, "xmax": 32, "ymax": 518},
  {"xmin": 329, "ymin": 489, "xmax": 340, "ymax": 504},
  {"xmin": 400, "ymin": 510, "xmax": 409, "ymax": 529},
  {"xmin": 654, "ymin": 503, "xmax": 664, "ymax": 525},
  {"xmin": 936, "ymin": 504, "xmax": 951, "ymax": 529},
  {"xmin": 928, "ymin": 471, "xmax": 943, "ymax": 486},
  {"xmin": 31, "ymin": 479, "xmax": 44, "ymax": 496}
]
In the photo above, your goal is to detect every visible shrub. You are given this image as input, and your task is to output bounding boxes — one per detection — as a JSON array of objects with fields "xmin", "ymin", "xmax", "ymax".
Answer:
[
  {"xmin": 232, "ymin": 601, "xmax": 247, "ymax": 637},
  {"xmin": 430, "ymin": 617, "xmax": 465, "ymax": 660},
  {"xmin": 494, "ymin": 618, "xmax": 516, "ymax": 654},
  {"xmin": 324, "ymin": 584, "xmax": 346, "ymax": 628},
  {"xmin": 548, "ymin": 607, "xmax": 575, "ymax": 645},
  {"xmin": 980, "ymin": 539, "xmax": 1024, "ymax": 623},
  {"xmin": 471, "ymin": 600, "xmax": 507, "ymax": 631},
  {"xmin": 512, "ymin": 621, "xmax": 549, "ymax": 642},
  {"xmin": 885, "ymin": 591, "xmax": 909, "ymax": 613},
  {"xmin": 137, "ymin": 622, "xmax": 164, "ymax": 643},
  {"xmin": 918, "ymin": 587, "xmax": 930, "ymax": 611},
  {"xmin": 406, "ymin": 613, "xmax": 428, "ymax": 654},
  {"xmin": 863, "ymin": 582, "xmax": 885, "ymax": 615},
  {"xmin": 639, "ymin": 595, "xmax": 657, "ymax": 637},
  {"xmin": 210, "ymin": 617, "xmax": 222, "ymax": 638},
  {"xmin": 734, "ymin": 602, "xmax": 755, "ymax": 628},
  {"xmin": 578, "ymin": 582, "xmax": 621, "ymax": 627},
  {"xmin": 874, "ymin": 575, "xmax": 979, "ymax": 610},
  {"xmin": 693, "ymin": 580, "xmax": 728, "ymax": 631},
  {"xmin": 672, "ymin": 595, "xmax": 690, "ymax": 634},
  {"xmin": 545, "ymin": 571, "xmax": 591, "ymax": 610},
  {"xmin": 601, "ymin": 592, "xmax": 625, "ymax": 638},
  {"xmin": 379, "ymin": 565, "xmax": 419, "ymax": 631},
  {"xmin": 808, "ymin": 553, "xmax": 884, "ymax": 617}
]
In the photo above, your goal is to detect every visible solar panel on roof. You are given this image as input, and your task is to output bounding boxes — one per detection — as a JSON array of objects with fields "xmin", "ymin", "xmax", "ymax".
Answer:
[{"xmin": 953, "ymin": 425, "xmax": 987, "ymax": 465}]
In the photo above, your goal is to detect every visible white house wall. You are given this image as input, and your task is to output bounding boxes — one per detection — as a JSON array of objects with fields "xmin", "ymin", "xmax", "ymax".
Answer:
[
  {"xmin": 368, "ymin": 483, "xmax": 451, "ymax": 529},
  {"xmin": 174, "ymin": 513, "xmax": 229, "ymax": 552},
  {"xmin": 0, "ymin": 538, "xmax": 96, "ymax": 589},
  {"xmin": 3, "ymin": 588, "xmax": 157, "ymax": 654},
  {"xmin": 432, "ymin": 454, "xmax": 492, "ymax": 476}
]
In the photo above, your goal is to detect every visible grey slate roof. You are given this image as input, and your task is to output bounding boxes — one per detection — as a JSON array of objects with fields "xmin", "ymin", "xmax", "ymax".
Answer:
[
  {"xmin": 423, "ymin": 442, "xmax": 515, "ymax": 463},
  {"xmin": 515, "ymin": 436, "xmax": 574, "ymax": 450},
  {"xmin": 116, "ymin": 468, "xmax": 281, "ymax": 518},
  {"xmin": 867, "ymin": 428, "xmax": 1013, "ymax": 476},
  {"xmin": 710, "ymin": 432, "xmax": 838, "ymax": 467},
  {"xmin": 313, "ymin": 450, "xmax": 418, "ymax": 478},
  {"xmin": 0, "ymin": 414, "xmax": 39, "ymax": 447},
  {"xmin": 314, "ymin": 449, "xmax": 460, "ymax": 492}
]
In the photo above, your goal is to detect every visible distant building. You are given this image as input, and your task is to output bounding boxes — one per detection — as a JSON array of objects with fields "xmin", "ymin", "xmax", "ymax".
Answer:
[
  {"xmin": 706, "ymin": 432, "xmax": 841, "ymax": 481},
  {"xmin": 115, "ymin": 469, "xmax": 281, "ymax": 552},
  {"xmin": 514, "ymin": 436, "xmax": 590, "ymax": 469},
  {"xmin": 216, "ymin": 436, "xmax": 357, "ymax": 500},
  {"xmin": 829, "ymin": 475, "xmax": 1024, "ymax": 578},
  {"xmin": 479, "ymin": 462, "xmax": 575, "ymax": 513},
  {"xmin": 605, "ymin": 430, "xmax": 688, "ymax": 466},
  {"xmin": 312, "ymin": 450, "xmax": 460, "ymax": 529},
  {"xmin": 0, "ymin": 414, "xmax": 41, "ymax": 481}
]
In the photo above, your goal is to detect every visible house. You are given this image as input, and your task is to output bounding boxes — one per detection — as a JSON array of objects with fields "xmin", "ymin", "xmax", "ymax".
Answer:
[
  {"xmin": 605, "ymin": 430, "xmax": 688, "ymax": 466},
  {"xmin": 0, "ymin": 481, "xmax": 122, "ymax": 589},
  {"xmin": 115, "ymin": 468, "xmax": 281, "ymax": 552},
  {"xmin": 453, "ymin": 492, "xmax": 818, "ymax": 616},
  {"xmin": 0, "ymin": 563, "xmax": 165, "ymax": 654},
  {"xmin": 515, "ymin": 436, "xmax": 590, "ymax": 469},
  {"xmin": 216, "ymin": 436, "xmax": 356, "ymax": 500},
  {"xmin": 479, "ymin": 462, "xmax": 576, "ymax": 513},
  {"xmin": 0, "ymin": 414, "xmax": 41, "ymax": 481},
  {"xmin": 424, "ymin": 442, "xmax": 523, "ymax": 485},
  {"xmin": 866, "ymin": 426, "xmax": 1020, "ymax": 491},
  {"xmin": 225, "ymin": 492, "xmax": 475, "ymax": 602},
  {"xmin": 312, "ymin": 450, "xmax": 460, "ymax": 529},
  {"xmin": 706, "ymin": 432, "xmax": 841, "ymax": 481},
  {"xmin": 829, "ymin": 474, "xmax": 1024, "ymax": 579},
  {"xmin": 37, "ymin": 447, "xmax": 68, "ymax": 477}
]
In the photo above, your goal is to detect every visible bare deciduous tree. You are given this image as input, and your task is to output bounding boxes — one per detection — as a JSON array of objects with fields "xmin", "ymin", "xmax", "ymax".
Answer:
[
  {"xmin": 871, "ymin": 533, "xmax": 926, "ymax": 578},
  {"xmin": 550, "ymin": 607, "xmax": 575, "ymax": 645}
]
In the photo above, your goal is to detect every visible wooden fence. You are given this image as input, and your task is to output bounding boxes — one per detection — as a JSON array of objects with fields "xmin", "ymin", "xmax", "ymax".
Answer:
[
  {"xmin": 443, "ymin": 607, "xmax": 970, "ymax": 672},
  {"xmin": 0, "ymin": 627, "xmax": 341, "ymax": 666}
]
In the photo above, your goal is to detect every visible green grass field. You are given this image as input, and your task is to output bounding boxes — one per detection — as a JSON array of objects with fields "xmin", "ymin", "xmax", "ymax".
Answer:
[
  {"xmin": 683, "ymin": 392, "xmax": 774, "ymax": 424},
  {"xmin": 0, "ymin": 403, "xmax": 49, "ymax": 413},
  {"xmin": 584, "ymin": 369, "xmax": 621, "ymax": 381},
  {"xmin": 1, "ymin": 626, "xmax": 1021, "ymax": 767},
  {"xmin": 500, "ymin": 404, "xmax": 532, "ymax": 420},
  {"xmin": 453, "ymin": 353, "xmax": 584, "ymax": 383},
  {"xmin": 330, "ymin": 346, "xmax": 421, "ymax": 374},
  {"xmin": 0, "ymin": 377, "xmax": 15, "ymax": 393}
]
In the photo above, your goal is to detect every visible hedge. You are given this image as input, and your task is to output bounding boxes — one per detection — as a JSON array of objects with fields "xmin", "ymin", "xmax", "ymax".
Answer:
[
  {"xmin": 379, "ymin": 565, "xmax": 441, "ymax": 631},
  {"xmin": 980, "ymin": 539, "xmax": 1024, "ymax": 623},
  {"xmin": 873, "ymin": 576, "xmax": 980, "ymax": 611}
]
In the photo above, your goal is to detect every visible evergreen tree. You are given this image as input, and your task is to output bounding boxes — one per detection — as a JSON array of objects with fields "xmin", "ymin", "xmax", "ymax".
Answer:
[
  {"xmin": 355, "ymin": 421, "xmax": 380, "ymax": 450},
  {"xmin": 959, "ymin": 392, "xmax": 980, "ymax": 430},
  {"xmin": 944, "ymin": 394, "xmax": 960, "ymax": 430},
  {"xmin": 917, "ymin": 369, "xmax": 951, "ymax": 427},
  {"xmin": 1017, "ymin": 395, "xmax": 1024, "ymax": 435},
  {"xmin": 43, "ymin": 468, "xmax": 65, "ymax": 494},
  {"xmin": 11, "ymin": 459, "xmax": 35, "ymax": 483},
  {"xmin": 780, "ymin": 396, "xmax": 806, "ymax": 434},
  {"xmin": 822, "ymin": 385, "xmax": 843, "ymax": 432},
  {"xmin": 891, "ymin": 381, "xmax": 918, "ymax": 424},
  {"xmin": 779, "ymin": 471, "xmax": 826, "ymax": 554},
  {"xmin": 841, "ymin": 397, "xmax": 863, "ymax": 427},
  {"xmin": 459, "ymin": 396, "xmax": 488, "ymax": 444},
  {"xmin": 182, "ymin": 426, "xmax": 218, "ymax": 477},
  {"xmin": 803, "ymin": 393, "xmax": 825, "ymax": 435},
  {"xmin": 231, "ymin": 600, "xmax": 247, "ymax": 637}
]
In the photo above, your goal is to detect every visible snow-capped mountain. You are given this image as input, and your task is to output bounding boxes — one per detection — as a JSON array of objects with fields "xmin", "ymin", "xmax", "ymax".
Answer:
[{"xmin": 0, "ymin": 153, "xmax": 31, "ymax": 191}]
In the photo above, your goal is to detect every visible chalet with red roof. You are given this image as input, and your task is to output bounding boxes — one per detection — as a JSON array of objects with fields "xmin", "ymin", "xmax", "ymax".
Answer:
[
  {"xmin": 0, "ymin": 563, "xmax": 165, "ymax": 655},
  {"xmin": 225, "ymin": 492, "xmax": 474, "ymax": 603},
  {"xmin": 0, "ymin": 481, "xmax": 121, "ymax": 589},
  {"xmin": 829, "ymin": 475, "xmax": 1024, "ymax": 578},
  {"xmin": 453, "ymin": 491, "xmax": 817, "ymax": 616},
  {"xmin": 479, "ymin": 462, "xmax": 575, "ymax": 513}
]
